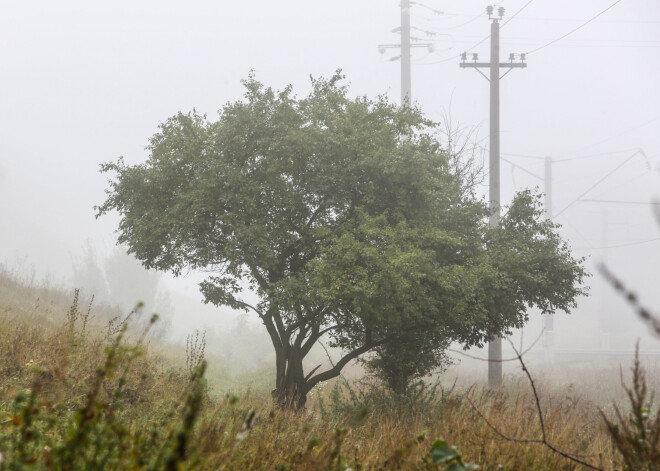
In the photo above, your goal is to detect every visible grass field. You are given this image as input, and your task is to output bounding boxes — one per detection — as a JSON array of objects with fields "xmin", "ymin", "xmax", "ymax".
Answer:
[{"xmin": 0, "ymin": 267, "xmax": 655, "ymax": 470}]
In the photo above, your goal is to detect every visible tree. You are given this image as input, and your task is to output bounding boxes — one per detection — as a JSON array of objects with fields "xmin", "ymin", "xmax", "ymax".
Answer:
[
  {"xmin": 104, "ymin": 247, "xmax": 173, "ymax": 339},
  {"xmin": 364, "ymin": 329, "xmax": 452, "ymax": 397},
  {"xmin": 364, "ymin": 190, "xmax": 588, "ymax": 395},
  {"xmin": 97, "ymin": 72, "xmax": 586, "ymax": 408},
  {"xmin": 71, "ymin": 241, "xmax": 110, "ymax": 301},
  {"xmin": 72, "ymin": 243, "xmax": 173, "ymax": 339}
]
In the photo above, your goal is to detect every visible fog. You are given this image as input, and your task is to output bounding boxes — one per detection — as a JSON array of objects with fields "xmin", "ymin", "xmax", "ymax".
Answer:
[{"xmin": 1, "ymin": 0, "xmax": 659, "ymax": 366}]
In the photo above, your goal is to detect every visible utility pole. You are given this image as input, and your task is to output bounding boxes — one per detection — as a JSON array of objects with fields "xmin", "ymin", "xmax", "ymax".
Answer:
[
  {"xmin": 600, "ymin": 209, "xmax": 610, "ymax": 350},
  {"xmin": 401, "ymin": 0, "xmax": 412, "ymax": 104},
  {"xmin": 460, "ymin": 5, "xmax": 527, "ymax": 388},
  {"xmin": 543, "ymin": 156, "xmax": 554, "ymax": 359},
  {"xmin": 378, "ymin": 1, "xmax": 433, "ymax": 105}
]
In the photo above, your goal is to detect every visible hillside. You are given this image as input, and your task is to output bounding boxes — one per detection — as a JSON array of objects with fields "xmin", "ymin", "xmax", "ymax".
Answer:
[{"xmin": 0, "ymin": 267, "xmax": 651, "ymax": 470}]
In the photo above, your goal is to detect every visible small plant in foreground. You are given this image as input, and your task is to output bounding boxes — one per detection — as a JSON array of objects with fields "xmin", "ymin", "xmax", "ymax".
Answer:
[
  {"xmin": 321, "ymin": 375, "xmax": 457, "ymax": 423},
  {"xmin": 0, "ymin": 294, "xmax": 207, "ymax": 471},
  {"xmin": 601, "ymin": 342, "xmax": 660, "ymax": 470},
  {"xmin": 186, "ymin": 330, "xmax": 206, "ymax": 379},
  {"xmin": 424, "ymin": 438, "xmax": 478, "ymax": 470}
]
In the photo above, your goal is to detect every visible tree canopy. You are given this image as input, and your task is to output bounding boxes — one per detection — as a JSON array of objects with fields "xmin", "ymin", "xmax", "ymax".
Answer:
[{"xmin": 97, "ymin": 72, "xmax": 586, "ymax": 408}]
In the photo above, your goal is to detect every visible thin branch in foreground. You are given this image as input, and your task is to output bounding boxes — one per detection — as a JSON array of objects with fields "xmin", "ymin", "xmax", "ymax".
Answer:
[
  {"xmin": 599, "ymin": 263, "xmax": 660, "ymax": 336},
  {"xmin": 652, "ymin": 198, "xmax": 660, "ymax": 229},
  {"xmin": 512, "ymin": 338, "xmax": 603, "ymax": 469},
  {"xmin": 463, "ymin": 332, "xmax": 604, "ymax": 470}
]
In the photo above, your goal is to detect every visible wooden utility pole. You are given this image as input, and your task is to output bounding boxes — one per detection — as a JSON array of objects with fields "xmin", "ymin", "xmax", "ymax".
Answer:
[{"xmin": 459, "ymin": 5, "xmax": 527, "ymax": 388}]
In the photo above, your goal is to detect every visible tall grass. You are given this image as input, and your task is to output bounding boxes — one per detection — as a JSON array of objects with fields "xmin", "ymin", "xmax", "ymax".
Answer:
[{"xmin": 0, "ymin": 266, "xmax": 656, "ymax": 469}]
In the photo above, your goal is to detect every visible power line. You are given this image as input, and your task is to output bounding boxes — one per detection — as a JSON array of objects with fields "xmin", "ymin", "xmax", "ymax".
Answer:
[
  {"xmin": 452, "ymin": 31, "xmax": 493, "ymax": 57},
  {"xmin": 553, "ymin": 148, "xmax": 640, "ymax": 162},
  {"xmin": 501, "ymin": 151, "xmax": 545, "ymax": 160},
  {"xmin": 563, "ymin": 219, "xmax": 597, "ymax": 250},
  {"xmin": 433, "ymin": 34, "xmax": 660, "ymax": 44},
  {"xmin": 557, "ymin": 117, "xmax": 660, "ymax": 158},
  {"xmin": 416, "ymin": 7, "xmax": 496, "ymax": 65},
  {"xmin": 526, "ymin": 0, "xmax": 625, "ymax": 55},
  {"xmin": 502, "ymin": 157, "xmax": 543, "ymax": 180},
  {"xmin": 553, "ymin": 150, "xmax": 643, "ymax": 218},
  {"xmin": 577, "ymin": 199, "xmax": 660, "ymax": 206},
  {"xmin": 591, "ymin": 171, "xmax": 650, "ymax": 196},
  {"xmin": 486, "ymin": 16, "xmax": 660, "ymax": 24},
  {"xmin": 442, "ymin": 12, "xmax": 483, "ymax": 30},
  {"xmin": 418, "ymin": 0, "xmax": 536, "ymax": 32},
  {"xmin": 418, "ymin": 38, "xmax": 660, "ymax": 49},
  {"xmin": 413, "ymin": 2, "xmax": 444, "ymax": 16},
  {"xmin": 415, "ymin": 1, "xmax": 535, "ymax": 65},
  {"xmin": 573, "ymin": 237, "xmax": 660, "ymax": 250},
  {"xmin": 489, "ymin": 148, "xmax": 639, "ymax": 162},
  {"xmin": 502, "ymin": 0, "xmax": 537, "ymax": 28},
  {"xmin": 412, "ymin": 29, "xmax": 660, "ymax": 42}
]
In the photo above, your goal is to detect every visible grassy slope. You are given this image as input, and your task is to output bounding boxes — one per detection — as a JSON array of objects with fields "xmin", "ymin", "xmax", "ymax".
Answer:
[{"xmin": 0, "ymin": 269, "xmax": 627, "ymax": 470}]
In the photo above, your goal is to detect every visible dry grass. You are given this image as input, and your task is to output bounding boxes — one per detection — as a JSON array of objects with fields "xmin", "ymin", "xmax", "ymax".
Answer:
[
  {"xmin": 0, "ymin": 266, "xmax": 651, "ymax": 470},
  {"xmin": 188, "ymin": 379, "xmax": 614, "ymax": 470}
]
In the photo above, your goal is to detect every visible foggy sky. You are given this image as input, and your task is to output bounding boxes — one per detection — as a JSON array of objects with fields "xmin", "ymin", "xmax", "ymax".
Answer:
[{"xmin": 1, "ymin": 0, "xmax": 659, "ymax": 345}]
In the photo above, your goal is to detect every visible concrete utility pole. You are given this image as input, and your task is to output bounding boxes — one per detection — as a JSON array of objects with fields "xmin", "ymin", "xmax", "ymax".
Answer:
[
  {"xmin": 543, "ymin": 156, "xmax": 554, "ymax": 359},
  {"xmin": 378, "ymin": 1, "xmax": 433, "ymax": 105},
  {"xmin": 401, "ymin": 0, "xmax": 412, "ymax": 104},
  {"xmin": 460, "ymin": 5, "xmax": 527, "ymax": 388},
  {"xmin": 600, "ymin": 209, "xmax": 611, "ymax": 350}
]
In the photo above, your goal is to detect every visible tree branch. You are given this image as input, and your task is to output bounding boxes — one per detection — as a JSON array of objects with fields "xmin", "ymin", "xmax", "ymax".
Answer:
[
  {"xmin": 303, "ymin": 364, "xmax": 322, "ymax": 382},
  {"xmin": 285, "ymin": 306, "xmax": 326, "ymax": 336},
  {"xmin": 234, "ymin": 300, "xmax": 265, "ymax": 319},
  {"xmin": 465, "ymin": 336, "xmax": 603, "ymax": 470},
  {"xmin": 301, "ymin": 323, "xmax": 321, "ymax": 357},
  {"xmin": 303, "ymin": 342, "xmax": 374, "ymax": 394}
]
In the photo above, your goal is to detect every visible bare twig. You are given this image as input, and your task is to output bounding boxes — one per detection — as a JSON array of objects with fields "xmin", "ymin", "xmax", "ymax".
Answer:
[
  {"xmin": 317, "ymin": 340, "xmax": 337, "ymax": 368},
  {"xmin": 437, "ymin": 109, "xmax": 486, "ymax": 198},
  {"xmin": 463, "ymin": 331, "xmax": 604, "ymax": 470},
  {"xmin": 599, "ymin": 263, "xmax": 660, "ymax": 336},
  {"xmin": 507, "ymin": 338, "xmax": 603, "ymax": 470},
  {"xmin": 652, "ymin": 198, "xmax": 660, "ymax": 229}
]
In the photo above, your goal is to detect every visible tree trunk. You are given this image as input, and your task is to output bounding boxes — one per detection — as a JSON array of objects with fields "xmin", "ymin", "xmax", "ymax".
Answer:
[{"xmin": 272, "ymin": 345, "xmax": 309, "ymax": 410}]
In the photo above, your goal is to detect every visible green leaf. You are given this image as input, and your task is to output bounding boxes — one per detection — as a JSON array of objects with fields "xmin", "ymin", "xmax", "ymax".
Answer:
[{"xmin": 432, "ymin": 446, "xmax": 459, "ymax": 464}]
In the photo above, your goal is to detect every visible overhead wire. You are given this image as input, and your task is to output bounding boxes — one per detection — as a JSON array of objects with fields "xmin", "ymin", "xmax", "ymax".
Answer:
[
  {"xmin": 573, "ymin": 238, "xmax": 660, "ymax": 251},
  {"xmin": 557, "ymin": 117, "xmax": 660, "ymax": 158},
  {"xmin": 410, "ymin": 0, "xmax": 534, "ymax": 65},
  {"xmin": 485, "ymin": 148, "xmax": 640, "ymax": 162},
  {"xmin": 578, "ymin": 199, "xmax": 660, "ymax": 206},
  {"xmin": 502, "ymin": 157, "xmax": 543, "ymax": 180},
  {"xmin": 491, "ymin": 16, "xmax": 660, "ymax": 24},
  {"xmin": 562, "ymin": 219, "xmax": 597, "ymax": 250},
  {"xmin": 590, "ymin": 171, "xmax": 651, "ymax": 196},
  {"xmin": 526, "ymin": 0, "xmax": 625, "ymax": 55},
  {"xmin": 414, "ymin": 2, "xmax": 503, "ymax": 65},
  {"xmin": 553, "ymin": 150, "xmax": 644, "ymax": 218},
  {"xmin": 553, "ymin": 148, "xmax": 641, "ymax": 162},
  {"xmin": 501, "ymin": 0, "xmax": 538, "ymax": 28},
  {"xmin": 414, "ymin": 0, "xmax": 648, "ymax": 65},
  {"xmin": 441, "ymin": 12, "xmax": 483, "ymax": 30}
]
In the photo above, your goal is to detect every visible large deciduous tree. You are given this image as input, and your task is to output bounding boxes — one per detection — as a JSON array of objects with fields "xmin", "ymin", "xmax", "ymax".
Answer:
[{"xmin": 97, "ymin": 72, "xmax": 586, "ymax": 408}]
